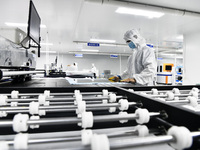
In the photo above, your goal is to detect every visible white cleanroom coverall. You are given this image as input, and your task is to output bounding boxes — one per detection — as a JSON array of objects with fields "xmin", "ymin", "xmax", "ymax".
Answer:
[{"xmin": 121, "ymin": 29, "xmax": 157, "ymax": 85}]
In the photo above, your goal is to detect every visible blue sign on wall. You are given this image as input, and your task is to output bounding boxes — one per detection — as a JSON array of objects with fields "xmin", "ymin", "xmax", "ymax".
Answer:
[
  {"xmin": 110, "ymin": 54, "xmax": 118, "ymax": 58},
  {"xmin": 87, "ymin": 43, "xmax": 100, "ymax": 47},
  {"xmin": 75, "ymin": 54, "xmax": 83, "ymax": 57}
]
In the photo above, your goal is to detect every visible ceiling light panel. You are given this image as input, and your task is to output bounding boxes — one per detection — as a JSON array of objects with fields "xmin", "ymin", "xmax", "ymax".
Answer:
[
  {"xmin": 5, "ymin": 22, "xmax": 46, "ymax": 28},
  {"xmin": 90, "ymin": 39, "xmax": 116, "ymax": 43},
  {"xmin": 81, "ymin": 49, "xmax": 99, "ymax": 52},
  {"xmin": 116, "ymin": 7, "xmax": 164, "ymax": 18}
]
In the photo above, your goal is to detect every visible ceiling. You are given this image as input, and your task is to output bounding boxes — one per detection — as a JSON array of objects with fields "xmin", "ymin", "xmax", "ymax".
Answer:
[{"xmin": 1, "ymin": 0, "xmax": 200, "ymax": 56}]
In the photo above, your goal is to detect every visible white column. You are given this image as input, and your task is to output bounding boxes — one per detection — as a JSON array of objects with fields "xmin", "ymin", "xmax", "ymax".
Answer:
[{"xmin": 183, "ymin": 31, "xmax": 200, "ymax": 85}]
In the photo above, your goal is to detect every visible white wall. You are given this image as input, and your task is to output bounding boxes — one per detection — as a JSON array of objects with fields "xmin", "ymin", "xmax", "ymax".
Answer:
[
  {"xmin": 183, "ymin": 31, "xmax": 200, "ymax": 85},
  {"xmin": 36, "ymin": 53, "xmax": 128, "ymax": 77}
]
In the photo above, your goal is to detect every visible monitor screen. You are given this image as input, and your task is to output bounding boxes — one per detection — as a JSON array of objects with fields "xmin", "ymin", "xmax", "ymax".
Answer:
[
  {"xmin": 165, "ymin": 65, "xmax": 172, "ymax": 71},
  {"xmin": 27, "ymin": 0, "xmax": 41, "ymax": 45},
  {"xmin": 104, "ymin": 70, "xmax": 111, "ymax": 75}
]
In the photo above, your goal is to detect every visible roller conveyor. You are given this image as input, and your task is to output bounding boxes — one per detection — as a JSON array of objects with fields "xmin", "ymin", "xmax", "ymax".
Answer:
[
  {"xmin": 0, "ymin": 86, "xmax": 200, "ymax": 150},
  {"xmin": 0, "ymin": 102, "xmax": 138, "ymax": 115}
]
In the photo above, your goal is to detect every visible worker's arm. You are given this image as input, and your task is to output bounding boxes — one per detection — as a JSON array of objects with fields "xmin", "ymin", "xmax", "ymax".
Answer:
[{"xmin": 121, "ymin": 78, "xmax": 136, "ymax": 83}]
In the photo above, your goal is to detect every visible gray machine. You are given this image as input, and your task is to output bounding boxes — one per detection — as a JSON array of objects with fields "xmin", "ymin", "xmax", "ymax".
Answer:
[
  {"xmin": 0, "ymin": 32, "xmax": 37, "ymax": 82},
  {"xmin": 0, "ymin": 0, "xmax": 43, "ymax": 82},
  {"xmin": 0, "ymin": 35, "xmax": 36, "ymax": 68}
]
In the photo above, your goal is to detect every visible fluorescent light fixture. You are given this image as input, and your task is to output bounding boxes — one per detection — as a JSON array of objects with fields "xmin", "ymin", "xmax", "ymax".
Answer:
[
  {"xmin": 176, "ymin": 35, "xmax": 183, "ymax": 40},
  {"xmin": 177, "ymin": 49, "xmax": 183, "ymax": 52},
  {"xmin": 5, "ymin": 22, "xmax": 46, "ymax": 28},
  {"xmin": 81, "ymin": 49, "xmax": 99, "ymax": 52},
  {"xmin": 90, "ymin": 39, "xmax": 116, "ymax": 43},
  {"xmin": 100, "ymin": 43, "xmax": 127, "ymax": 47},
  {"xmin": 41, "ymin": 50, "xmax": 56, "ymax": 53},
  {"xmin": 100, "ymin": 43, "xmax": 116, "ymax": 47},
  {"xmin": 40, "ymin": 43, "xmax": 53, "ymax": 46},
  {"xmin": 40, "ymin": 24, "xmax": 47, "ymax": 28},
  {"xmin": 116, "ymin": 7, "xmax": 165, "ymax": 18}
]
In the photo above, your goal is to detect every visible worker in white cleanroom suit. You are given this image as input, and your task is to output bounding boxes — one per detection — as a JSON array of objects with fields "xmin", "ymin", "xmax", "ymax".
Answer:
[{"xmin": 110, "ymin": 29, "xmax": 157, "ymax": 85}]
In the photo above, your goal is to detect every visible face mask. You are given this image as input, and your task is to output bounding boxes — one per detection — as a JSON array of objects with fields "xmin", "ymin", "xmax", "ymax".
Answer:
[{"xmin": 128, "ymin": 41, "xmax": 136, "ymax": 49}]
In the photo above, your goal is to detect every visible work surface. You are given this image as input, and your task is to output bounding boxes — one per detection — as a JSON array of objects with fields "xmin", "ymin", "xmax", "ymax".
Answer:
[{"xmin": 0, "ymin": 78, "xmax": 136, "ymax": 88}]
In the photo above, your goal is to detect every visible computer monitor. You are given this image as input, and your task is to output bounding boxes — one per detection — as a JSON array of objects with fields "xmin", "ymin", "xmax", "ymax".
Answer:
[
  {"xmin": 165, "ymin": 65, "xmax": 172, "ymax": 71},
  {"xmin": 104, "ymin": 70, "xmax": 111, "ymax": 75},
  {"xmin": 28, "ymin": 0, "xmax": 41, "ymax": 45},
  {"xmin": 21, "ymin": 0, "xmax": 41, "ymax": 57}
]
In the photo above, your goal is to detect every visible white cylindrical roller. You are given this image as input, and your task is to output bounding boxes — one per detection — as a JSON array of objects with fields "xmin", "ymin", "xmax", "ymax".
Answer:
[
  {"xmin": 11, "ymin": 90, "xmax": 19, "ymax": 99},
  {"xmin": 91, "ymin": 134, "xmax": 110, "ymax": 150},
  {"xmin": 44, "ymin": 101, "xmax": 50, "ymax": 106},
  {"xmin": 29, "ymin": 102, "xmax": 39, "ymax": 115},
  {"xmin": 0, "ymin": 141, "xmax": 9, "ymax": 150},
  {"xmin": 102, "ymin": 89, "xmax": 108, "ymax": 97},
  {"xmin": 160, "ymin": 93, "xmax": 164, "ymax": 95},
  {"xmin": 11, "ymin": 102, "xmax": 18, "ymax": 107},
  {"xmin": 135, "ymin": 108, "xmax": 150, "ymax": 124},
  {"xmin": 109, "ymin": 93, "xmax": 116, "ymax": 103},
  {"xmin": 128, "ymin": 89, "xmax": 134, "ymax": 92},
  {"xmin": 14, "ymin": 133, "xmax": 28, "ymax": 150},
  {"xmin": 190, "ymin": 91, "xmax": 198, "ymax": 99},
  {"xmin": 172, "ymin": 88, "xmax": 180, "ymax": 94},
  {"xmin": 102, "ymin": 100, "xmax": 108, "ymax": 104},
  {"xmin": 151, "ymin": 88, "xmax": 158, "ymax": 95},
  {"xmin": 174, "ymin": 97, "xmax": 179, "ymax": 101},
  {"xmin": 75, "ymin": 94, "xmax": 83, "ymax": 103},
  {"xmin": 81, "ymin": 129, "xmax": 93, "ymax": 145},
  {"xmin": 0, "ymin": 111, "xmax": 7, "ymax": 118},
  {"xmin": 76, "ymin": 101, "xmax": 86, "ymax": 114},
  {"xmin": 118, "ymin": 99, "xmax": 129, "ymax": 111},
  {"xmin": 38, "ymin": 94, "xmax": 46, "ymax": 105},
  {"xmin": 187, "ymin": 96, "xmax": 198, "ymax": 107},
  {"xmin": 30, "ymin": 116, "xmax": 40, "ymax": 129},
  {"xmin": 167, "ymin": 126, "xmax": 192, "ymax": 150},
  {"xmin": 135, "ymin": 125, "xmax": 149, "ymax": 137},
  {"xmin": 74, "ymin": 100, "xmax": 78, "ymax": 105},
  {"xmin": 166, "ymin": 91, "xmax": 174, "ymax": 100},
  {"xmin": 44, "ymin": 90, "xmax": 50, "ymax": 98},
  {"xmin": 82, "ymin": 111, "xmax": 94, "ymax": 128},
  {"xmin": 39, "ymin": 110, "xmax": 46, "ymax": 116},
  {"xmin": 119, "ymin": 112, "xmax": 128, "ymax": 123},
  {"xmin": 0, "ymin": 95, "xmax": 8, "ymax": 106},
  {"xmin": 13, "ymin": 114, "xmax": 29, "ymax": 132},
  {"xmin": 192, "ymin": 87, "xmax": 199, "ymax": 93},
  {"xmin": 108, "ymin": 107, "xmax": 116, "ymax": 113},
  {"xmin": 74, "ymin": 90, "xmax": 80, "ymax": 97}
]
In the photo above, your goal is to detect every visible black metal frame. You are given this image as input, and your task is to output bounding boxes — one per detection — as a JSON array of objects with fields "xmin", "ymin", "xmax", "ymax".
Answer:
[{"xmin": 0, "ymin": 85, "xmax": 200, "ymax": 149}]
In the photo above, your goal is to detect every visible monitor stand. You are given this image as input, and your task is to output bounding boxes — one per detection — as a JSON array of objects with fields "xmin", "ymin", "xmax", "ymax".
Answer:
[{"xmin": 20, "ymin": 36, "xmax": 30, "ymax": 49}]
